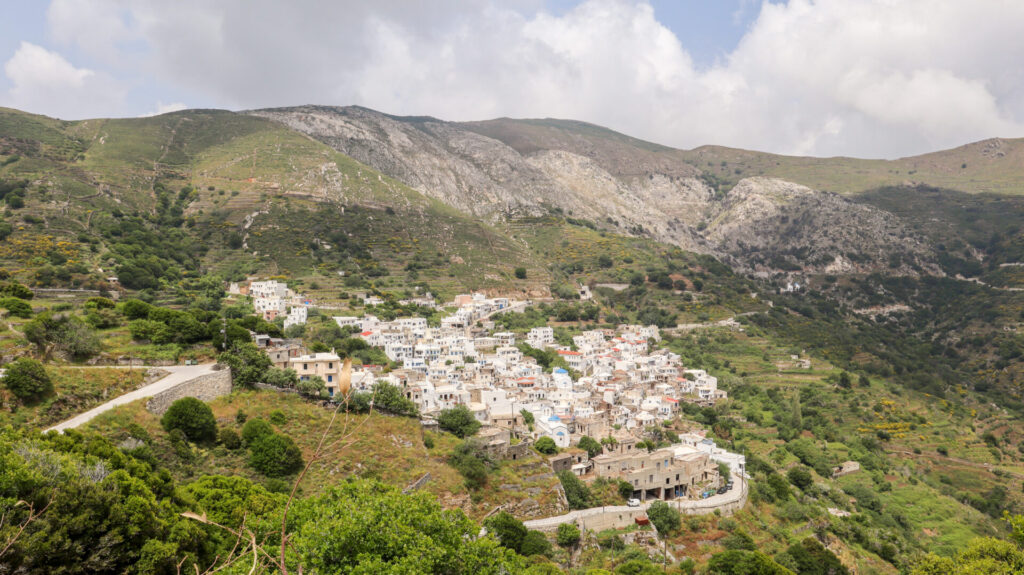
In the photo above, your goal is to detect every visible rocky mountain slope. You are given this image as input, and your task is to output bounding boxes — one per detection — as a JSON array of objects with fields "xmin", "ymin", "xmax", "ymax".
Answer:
[{"xmin": 251, "ymin": 105, "xmax": 939, "ymax": 275}]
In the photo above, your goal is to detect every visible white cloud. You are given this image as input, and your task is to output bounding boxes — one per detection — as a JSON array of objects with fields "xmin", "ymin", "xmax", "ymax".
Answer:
[
  {"xmin": 27, "ymin": 0, "xmax": 1024, "ymax": 157},
  {"xmin": 1, "ymin": 41, "xmax": 125, "ymax": 119}
]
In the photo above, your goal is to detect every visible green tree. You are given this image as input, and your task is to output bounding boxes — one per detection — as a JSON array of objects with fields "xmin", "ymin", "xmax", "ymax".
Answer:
[
  {"xmin": 0, "ymin": 282, "xmax": 33, "ymax": 300},
  {"xmin": 264, "ymin": 367, "xmax": 299, "ymax": 388},
  {"xmin": 485, "ymin": 511, "xmax": 528, "ymax": 553},
  {"xmin": 290, "ymin": 480, "xmax": 524, "ymax": 573},
  {"xmin": 647, "ymin": 500, "xmax": 681, "ymax": 535},
  {"xmin": 372, "ymin": 381, "xmax": 418, "ymax": 416},
  {"xmin": 182, "ymin": 474, "xmax": 284, "ymax": 529},
  {"xmin": 438, "ymin": 404, "xmax": 481, "ymax": 438},
  {"xmin": 218, "ymin": 427, "xmax": 242, "ymax": 449},
  {"xmin": 1, "ymin": 358, "xmax": 52, "ymax": 403},
  {"xmin": 535, "ymin": 436, "xmax": 558, "ymax": 454},
  {"xmin": 160, "ymin": 397, "xmax": 217, "ymax": 443},
  {"xmin": 0, "ymin": 297, "xmax": 32, "ymax": 318},
  {"xmin": 23, "ymin": 312, "xmax": 100, "ymax": 360},
  {"xmin": 706, "ymin": 550, "xmax": 795, "ymax": 574},
  {"xmin": 615, "ymin": 560, "xmax": 662, "ymax": 575},
  {"xmin": 521, "ymin": 409, "xmax": 535, "ymax": 425},
  {"xmin": 218, "ymin": 342, "xmax": 272, "ymax": 387},
  {"xmin": 787, "ymin": 466, "xmax": 814, "ymax": 490},
  {"xmin": 248, "ymin": 433, "xmax": 304, "ymax": 477},
  {"xmin": 775, "ymin": 537, "xmax": 849, "ymax": 575},
  {"xmin": 449, "ymin": 440, "xmax": 491, "ymax": 490},
  {"xmin": 296, "ymin": 375, "xmax": 327, "ymax": 398},
  {"xmin": 241, "ymin": 418, "xmax": 275, "ymax": 445},
  {"xmin": 578, "ymin": 435, "xmax": 603, "ymax": 458},
  {"xmin": 557, "ymin": 470, "xmax": 594, "ymax": 510},
  {"xmin": 556, "ymin": 522, "xmax": 580, "ymax": 547},
  {"xmin": 520, "ymin": 530, "xmax": 552, "ymax": 557},
  {"xmin": 514, "ymin": 267, "xmax": 528, "ymax": 279}
]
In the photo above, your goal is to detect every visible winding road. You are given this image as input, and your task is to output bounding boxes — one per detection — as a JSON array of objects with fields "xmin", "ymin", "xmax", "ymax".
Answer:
[
  {"xmin": 45, "ymin": 363, "xmax": 219, "ymax": 433},
  {"xmin": 523, "ymin": 476, "xmax": 747, "ymax": 532}
]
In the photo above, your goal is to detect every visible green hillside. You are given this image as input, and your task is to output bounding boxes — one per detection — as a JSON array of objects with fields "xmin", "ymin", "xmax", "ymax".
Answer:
[{"xmin": 0, "ymin": 107, "xmax": 542, "ymax": 297}]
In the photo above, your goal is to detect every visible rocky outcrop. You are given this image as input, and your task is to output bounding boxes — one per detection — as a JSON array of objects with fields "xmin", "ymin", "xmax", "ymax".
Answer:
[
  {"xmin": 704, "ymin": 178, "xmax": 938, "ymax": 275},
  {"xmin": 251, "ymin": 106, "xmax": 937, "ymax": 275}
]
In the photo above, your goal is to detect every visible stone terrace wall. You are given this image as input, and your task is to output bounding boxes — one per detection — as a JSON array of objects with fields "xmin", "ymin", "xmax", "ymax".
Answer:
[
  {"xmin": 146, "ymin": 366, "xmax": 232, "ymax": 414},
  {"xmin": 525, "ymin": 479, "xmax": 748, "ymax": 533}
]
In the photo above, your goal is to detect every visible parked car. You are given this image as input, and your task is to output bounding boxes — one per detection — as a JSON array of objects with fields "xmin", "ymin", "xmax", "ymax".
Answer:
[
  {"xmin": 627, "ymin": 498, "xmax": 641, "ymax": 507},
  {"xmin": 716, "ymin": 486, "xmax": 728, "ymax": 494}
]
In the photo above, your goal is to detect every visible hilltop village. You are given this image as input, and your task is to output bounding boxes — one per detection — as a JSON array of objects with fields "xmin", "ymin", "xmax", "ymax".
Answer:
[{"xmin": 239, "ymin": 279, "xmax": 744, "ymax": 502}]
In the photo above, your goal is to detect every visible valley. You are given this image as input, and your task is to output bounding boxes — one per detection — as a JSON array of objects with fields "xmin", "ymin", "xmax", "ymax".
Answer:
[{"xmin": 0, "ymin": 104, "xmax": 1022, "ymax": 574}]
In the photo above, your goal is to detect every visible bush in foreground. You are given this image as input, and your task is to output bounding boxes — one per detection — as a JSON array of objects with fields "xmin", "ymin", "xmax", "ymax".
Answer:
[
  {"xmin": 161, "ymin": 397, "xmax": 217, "ymax": 443},
  {"xmin": 249, "ymin": 433, "xmax": 304, "ymax": 477},
  {"xmin": 1, "ymin": 357, "xmax": 53, "ymax": 403}
]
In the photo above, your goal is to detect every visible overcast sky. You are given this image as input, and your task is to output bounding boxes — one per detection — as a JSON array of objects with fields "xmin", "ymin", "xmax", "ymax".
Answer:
[{"xmin": 1, "ymin": 0, "xmax": 1022, "ymax": 158}]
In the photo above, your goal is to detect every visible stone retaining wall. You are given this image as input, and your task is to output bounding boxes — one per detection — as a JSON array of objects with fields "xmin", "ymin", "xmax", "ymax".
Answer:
[
  {"xmin": 146, "ymin": 366, "xmax": 232, "ymax": 414},
  {"xmin": 525, "ymin": 479, "xmax": 748, "ymax": 533}
]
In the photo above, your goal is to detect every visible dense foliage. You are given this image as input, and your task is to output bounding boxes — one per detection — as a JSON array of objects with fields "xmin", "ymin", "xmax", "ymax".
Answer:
[
  {"xmin": 160, "ymin": 397, "xmax": 217, "ymax": 443},
  {"xmin": 438, "ymin": 405, "xmax": 481, "ymax": 438},
  {"xmin": 0, "ymin": 358, "xmax": 52, "ymax": 403}
]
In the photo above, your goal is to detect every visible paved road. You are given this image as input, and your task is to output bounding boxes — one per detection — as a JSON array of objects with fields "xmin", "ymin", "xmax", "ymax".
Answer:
[
  {"xmin": 46, "ymin": 363, "xmax": 219, "ymax": 433},
  {"xmin": 523, "ymin": 476, "xmax": 747, "ymax": 531}
]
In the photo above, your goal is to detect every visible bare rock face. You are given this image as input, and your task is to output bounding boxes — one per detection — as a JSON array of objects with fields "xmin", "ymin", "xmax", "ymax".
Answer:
[
  {"xmin": 704, "ymin": 178, "xmax": 938, "ymax": 274},
  {"xmin": 250, "ymin": 106, "xmax": 937, "ymax": 275}
]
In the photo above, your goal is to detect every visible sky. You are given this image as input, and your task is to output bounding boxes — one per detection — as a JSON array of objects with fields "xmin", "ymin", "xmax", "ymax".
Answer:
[{"xmin": 1, "ymin": 0, "xmax": 1022, "ymax": 158}]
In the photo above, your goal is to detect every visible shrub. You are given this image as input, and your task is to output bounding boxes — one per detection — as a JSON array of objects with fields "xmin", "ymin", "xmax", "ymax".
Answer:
[
  {"xmin": 423, "ymin": 433, "xmax": 435, "ymax": 449},
  {"xmin": 618, "ymin": 480, "xmax": 634, "ymax": 500},
  {"xmin": 219, "ymin": 427, "xmax": 242, "ymax": 450},
  {"xmin": 485, "ymin": 511, "xmax": 527, "ymax": 553},
  {"xmin": 235, "ymin": 409, "xmax": 248, "ymax": 424},
  {"xmin": 160, "ymin": 397, "xmax": 217, "ymax": 443},
  {"xmin": 557, "ymin": 470, "xmax": 594, "ymax": 510},
  {"xmin": 263, "ymin": 368, "xmax": 298, "ymax": 388},
  {"xmin": 269, "ymin": 410, "xmax": 287, "ymax": 426},
  {"xmin": 556, "ymin": 523, "xmax": 580, "ymax": 547},
  {"xmin": 514, "ymin": 267, "xmax": 527, "ymax": 279},
  {"xmin": 1, "ymin": 358, "xmax": 52, "ymax": 403},
  {"xmin": 24, "ymin": 312, "xmax": 101, "ymax": 360},
  {"xmin": 520, "ymin": 530, "xmax": 551, "ymax": 557},
  {"xmin": 296, "ymin": 376, "xmax": 326, "ymax": 398},
  {"xmin": 534, "ymin": 436, "xmax": 558, "ymax": 454},
  {"xmin": 218, "ymin": 342, "xmax": 272, "ymax": 388},
  {"xmin": 787, "ymin": 466, "xmax": 814, "ymax": 490},
  {"xmin": 438, "ymin": 405, "xmax": 481, "ymax": 438},
  {"xmin": 578, "ymin": 435, "xmax": 603, "ymax": 458},
  {"xmin": 0, "ymin": 282, "xmax": 33, "ymax": 300},
  {"xmin": 647, "ymin": 500, "xmax": 681, "ymax": 535},
  {"xmin": 371, "ymin": 381, "xmax": 418, "ymax": 416},
  {"xmin": 241, "ymin": 418, "xmax": 275, "ymax": 445},
  {"xmin": 449, "ymin": 440, "xmax": 490, "ymax": 490},
  {"xmin": 0, "ymin": 297, "xmax": 32, "ymax": 318},
  {"xmin": 249, "ymin": 433, "xmax": 304, "ymax": 477}
]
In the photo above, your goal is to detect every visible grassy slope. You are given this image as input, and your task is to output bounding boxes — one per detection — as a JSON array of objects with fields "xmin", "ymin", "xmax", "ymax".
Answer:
[
  {"xmin": 80, "ymin": 389, "xmax": 563, "ymax": 521},
  {"xmin": 0, "ymin": 107, "xmax": 544, "ymax": 296},
  {"xmin": 665, "ymin": 325, "xmax": 1020, "ymax": 570}
]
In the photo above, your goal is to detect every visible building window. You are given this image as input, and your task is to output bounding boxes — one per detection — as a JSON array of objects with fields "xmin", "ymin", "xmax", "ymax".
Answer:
[
  {"xmin": 329, "ymin": 362, "xmax": 333, "ymax": 369},
  {"xmin": 303, "ymin": 364, "xmax": 308, "ymax": 370},
  {"xmin": 327, "ymin": 375, "xmax": 333, "ymax": 382}
]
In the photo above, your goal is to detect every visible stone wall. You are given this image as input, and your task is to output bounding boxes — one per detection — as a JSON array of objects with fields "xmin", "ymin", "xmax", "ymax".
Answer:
[
  {"xmin": 146, "ymin": 366, "xmax": 232, "ymax": 414},
  {"xmin": 524, "ymin": 478, "xmax": 748, "ymax": 533}
]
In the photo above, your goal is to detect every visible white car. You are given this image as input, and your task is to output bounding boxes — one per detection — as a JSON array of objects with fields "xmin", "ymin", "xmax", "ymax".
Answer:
[{"xmin": 627, "ymin": 498, "xmax": 641, "ymax": 507}]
